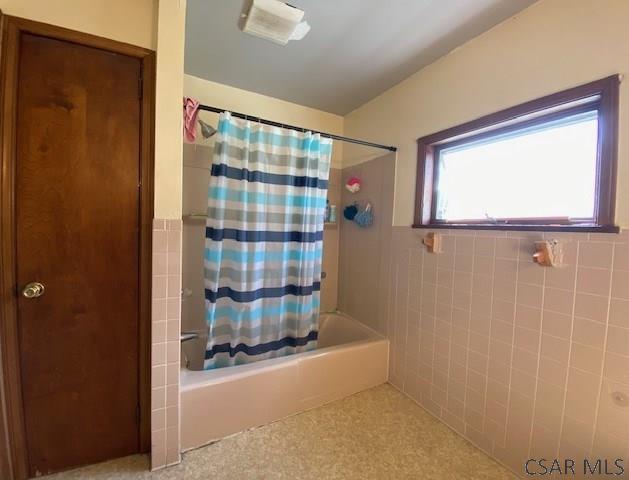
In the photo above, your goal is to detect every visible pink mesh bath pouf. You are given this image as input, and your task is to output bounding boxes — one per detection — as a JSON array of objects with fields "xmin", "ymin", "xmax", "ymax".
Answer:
[{"xmin": 345, "ymin": 176, "xmax": 361, "ymax": 193}]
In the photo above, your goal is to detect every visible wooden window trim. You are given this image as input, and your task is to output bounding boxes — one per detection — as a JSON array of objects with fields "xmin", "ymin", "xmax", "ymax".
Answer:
[{"xmin": 413, "ymin": 75, "xmax": 620, "ymax": 232}]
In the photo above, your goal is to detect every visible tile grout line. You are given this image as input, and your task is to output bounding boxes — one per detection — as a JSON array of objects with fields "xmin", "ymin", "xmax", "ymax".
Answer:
[
  {"xmin": 466, "ymin": 238, "xmax": 484, "ymax": 439},
  {"xmin": 483, "ymin": 238, "xmax": 499, "ymax": 452},
  {"xmin": 501, "ymin": 242, "xmax": 521, "ymax": 451},
  {"xmin": 415, "ymin": 244, "xmax": 425, "ymax": 400},
  {"xmin": 588, "ymin": 241, "xmax": 615, "ymax": 455},
  {"xmin": 386, "ymin": 237, "xmax": 396, "ymax": 377},
  {"xmin": 415, "ymin": 242, "xmax": 426, "ymax": 404},
  {"xmin": 457, "ymin": 237, "xmax": 469, "ymax": 426},
  {"xmin": 390, "ymin": 243, "xmax": 400, "ymax": 384},
  {"xmin": 556, "ymin": 240, "xmax": 581, "ymax": 458},
  {"xmin": 402, "ymin": 248, "xmax": 413, "ymax": 392},
  {"xmin": 526, "ymin": 239, "xmax": 547, "ymax": 458},
  {"xmin": 430, "ymin": 244, "xmax": 440, "ymax": 416},
  {"xmin": 444, "ymin": 236, "xmax": 457, "ymax": 424}
]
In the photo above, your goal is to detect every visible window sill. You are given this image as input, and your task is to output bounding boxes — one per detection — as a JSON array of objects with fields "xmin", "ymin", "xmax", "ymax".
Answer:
[{"xmin": 412, "ymin": 223, "xmax": 620, "ymax": 233}]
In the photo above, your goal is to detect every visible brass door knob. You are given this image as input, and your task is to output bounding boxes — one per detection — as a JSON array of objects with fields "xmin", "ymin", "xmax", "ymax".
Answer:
[{"xmin": 22, "ymin": 282, "xmax": 45, "ymax": 298}]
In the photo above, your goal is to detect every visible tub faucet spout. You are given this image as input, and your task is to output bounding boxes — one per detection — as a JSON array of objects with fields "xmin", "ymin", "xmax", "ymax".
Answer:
[{"xmin": 180, "ymin": 332, "xmax": 199, "ymax": 343}]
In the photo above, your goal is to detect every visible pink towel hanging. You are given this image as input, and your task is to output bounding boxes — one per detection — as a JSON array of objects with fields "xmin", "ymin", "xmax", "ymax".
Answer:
[{"xmin": 183, "ymin": 97, "xmax": 200, "ymax": 143}]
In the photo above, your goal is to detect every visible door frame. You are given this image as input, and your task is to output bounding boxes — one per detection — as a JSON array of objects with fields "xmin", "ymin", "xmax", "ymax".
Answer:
[{"xmin": 0, "ymin": 13, "xmax": 155, "ymax": 479}]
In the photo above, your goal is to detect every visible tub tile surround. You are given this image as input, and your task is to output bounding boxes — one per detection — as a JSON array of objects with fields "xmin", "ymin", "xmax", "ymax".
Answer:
[
  {"xmin": 152, "ymin": 219, "xmax": 182, "ymax": 470},
  {"xmin": 321, "ymin": 167, "xmax": 341, "ymax": 312},
  {"xmin": 386, "ymin": 226, "xmax": 629, "ymax": 477},
  {"xmin": 338, "ymin": 153, "xmax": 396, "ymax": 335}
]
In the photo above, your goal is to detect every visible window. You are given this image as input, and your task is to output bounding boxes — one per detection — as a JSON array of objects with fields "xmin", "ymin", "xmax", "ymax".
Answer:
[{"xmin": 414, "ymin": 76, "xmax": 620, "ymax": 232}]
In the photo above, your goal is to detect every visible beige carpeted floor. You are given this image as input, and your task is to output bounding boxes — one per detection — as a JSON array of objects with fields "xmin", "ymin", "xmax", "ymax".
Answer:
[{"xmin": 46, "ymin": 384, "xmax": 515, "ymax": 479}]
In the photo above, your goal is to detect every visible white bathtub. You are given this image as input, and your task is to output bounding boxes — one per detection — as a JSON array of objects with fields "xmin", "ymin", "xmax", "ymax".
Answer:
[{"xmin": 180, "ymin": 313, "xmax": 389, "ymax": 451}]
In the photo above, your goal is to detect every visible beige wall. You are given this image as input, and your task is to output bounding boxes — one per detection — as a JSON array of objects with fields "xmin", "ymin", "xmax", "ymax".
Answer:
[
  {"xmin": 344, "ymin": 0, "xmax": 629, "ymax": 227},
  {"xmin": 154, "ymin": 0, "xmax": 186, "ymax": 219},
  {"xmin": 0, "ymin": 0, "xmax": 157, "ymax": 49},
  {"xmin": 184, "ymin": 74, "xmax": 344, "ymax": 168}
]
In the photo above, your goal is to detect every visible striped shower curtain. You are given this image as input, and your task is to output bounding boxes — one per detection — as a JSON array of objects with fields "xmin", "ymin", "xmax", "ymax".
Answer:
[{"xmin": 203, "ymin": 112, "xmax": 332, "ymax": 369}]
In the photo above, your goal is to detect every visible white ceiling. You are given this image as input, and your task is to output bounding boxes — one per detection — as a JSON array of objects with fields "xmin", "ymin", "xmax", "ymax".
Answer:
[{"xmin": 185, "ymin": 0, "xmax": 536, "ymax": 115}]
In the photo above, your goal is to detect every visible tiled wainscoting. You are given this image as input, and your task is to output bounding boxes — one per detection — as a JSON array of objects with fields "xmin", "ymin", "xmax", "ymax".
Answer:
[
  {"xmin": 151, "ymin": 219, "xmax": 182, "ymax": 469},
  {"xmin": 387, "ymin": 227, "xmax": 629, "ymax": 477}
]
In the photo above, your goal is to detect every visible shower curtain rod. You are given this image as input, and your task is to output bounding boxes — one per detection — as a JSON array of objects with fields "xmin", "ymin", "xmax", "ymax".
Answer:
[{"xmin": 197, "ymin": 104, "xmax": 397, "ymax": 152}]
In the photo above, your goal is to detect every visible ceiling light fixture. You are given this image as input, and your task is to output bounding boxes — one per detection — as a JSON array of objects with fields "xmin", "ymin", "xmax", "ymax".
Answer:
[{"xmin": 241, "ymin": 0, "xmax": 311, "ymax": 46}]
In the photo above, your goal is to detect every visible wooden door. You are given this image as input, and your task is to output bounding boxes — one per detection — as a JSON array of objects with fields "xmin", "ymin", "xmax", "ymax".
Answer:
[{"xmin": 13, "ymin": 32, "xmax": 143, "ymax": 477}]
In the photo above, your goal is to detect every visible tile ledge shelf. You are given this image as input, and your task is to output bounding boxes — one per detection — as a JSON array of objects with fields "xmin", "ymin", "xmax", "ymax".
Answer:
[{"xmin": 412, "ymin": 223, "xmax": 620, "ymax": 233}]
